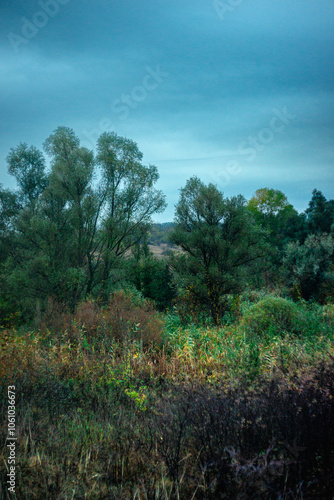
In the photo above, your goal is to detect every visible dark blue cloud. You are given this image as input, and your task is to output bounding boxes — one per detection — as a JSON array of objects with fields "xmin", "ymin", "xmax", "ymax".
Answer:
[{"xmin": 1, "ymin": 0, "xmax": 333, "ymax": 220}]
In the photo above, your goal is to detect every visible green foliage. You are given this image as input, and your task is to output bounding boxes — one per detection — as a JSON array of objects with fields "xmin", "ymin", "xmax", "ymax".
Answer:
[
  {"xmin": 1, "ymin": 128, "xmax": 166, "ymax": 314},
  {"xmin": 147, "ymin": 222, "xmax": 175, "ymax": 246},
  {"xmin": 3, "ymin": 130, "xmax": 334, "ymax": 497},
  {"xmin": 305, "ymin": 188, "xmax": 334, "ymax": 234},
  {"xmin": 0, "ymin": 185, "xmax": 20, "ymax": 231},
  {"xmin": 127, "ymin": 252, "xmax": 176, "ymax": 311},
  {"xmin": 323, "ymin": 303, "xmax": 334, "ymax": 327},
  {"xmin": 283, "ymin": 233, "xmax": 334, "ymax": 301},
  {"xmin": 0, "ymin": 295, "xmax": 22, "ymax": 328},
  {"xmin": 1, "ymin": 295, "xmax": 334, "ymax": 498},
  {"xmin": 248, "ymin": 187, "xmax": 293, "ymax": 217},
  {"xmin": 170, "ymin": 177, "xmax": 268, "ymax": 324},
  {"xmin": 241, "ymin": 296, "xmax": 305, "ymax": 338},
  {"xmin": 247, "ymin": 188, "xmax": 305, "ymax": 244},
  {"xmin": 6, "ymin": 142, "xmax": 48, "ymax": 207}
]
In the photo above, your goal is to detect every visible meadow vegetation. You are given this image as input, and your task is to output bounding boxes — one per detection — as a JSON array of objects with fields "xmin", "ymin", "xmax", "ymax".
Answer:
[{"xmin": 1, "ymin": 290, "xmax": 334, "ymax": 499}]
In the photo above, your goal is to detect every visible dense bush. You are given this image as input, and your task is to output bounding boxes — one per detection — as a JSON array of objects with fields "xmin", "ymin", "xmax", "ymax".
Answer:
[
  {"xmin": 127, "ymin": 254, "xmax": 176, "ymax": 311},
  {"xmin": 323, "ymin": 303, "xmax": 334, "ymax": 326},
  {"xmin": 241, "ymin": 296, "xmax": 309, "ymax": 338},
  {"xmin": 283, "ymin": 233, "xmax": 334, "ymax": 301},
  {"xmin": 37, "ymin": 290, "xmax": 164, "ymax": 349},
  {"xmin": 0, "ymin": 295, "xmax": 22, "ymax": 329}
]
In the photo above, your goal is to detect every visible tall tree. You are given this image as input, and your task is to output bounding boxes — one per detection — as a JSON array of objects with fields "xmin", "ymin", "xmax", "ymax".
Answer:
[
  {"xmin": 43, "ymin": 127, "xmax": 99, "ymax": 306},
  {"xmin": 170, "ymin": 177, "xmax": 268, "ymax": 324},
  {"xmin": 248, "ymin": 187, "xmax": 307, "ymax": 248},
  {"xmin": 96, "ymin": 132, "xmax": 166, "ymax": 298},
  {"xmin": 1, "ymin": 128, "xmax": 166, "ymax": 315},
  {"xmin": 305, "ymin": 189, "xmax": 334, "ymax": 235},
  {"xmin": 6, "ymin": 143, "xmax": 48, "ymax": 212}
]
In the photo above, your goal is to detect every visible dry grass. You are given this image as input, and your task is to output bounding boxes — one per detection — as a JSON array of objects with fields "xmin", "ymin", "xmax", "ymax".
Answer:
[{"xmin": 1, "ymin": 293, "xmax": 334, "ymax": 498}]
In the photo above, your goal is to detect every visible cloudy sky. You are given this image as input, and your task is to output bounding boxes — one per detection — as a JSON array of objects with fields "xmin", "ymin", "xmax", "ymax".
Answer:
[{"xmin": 1, "ymin": 0, "xmax": 334, "ymax": 221}]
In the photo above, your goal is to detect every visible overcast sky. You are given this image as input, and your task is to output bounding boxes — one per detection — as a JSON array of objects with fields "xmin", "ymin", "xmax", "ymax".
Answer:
[{"xmin": 1, "ymin": 0, "xmax": 334, "ymax": 221}]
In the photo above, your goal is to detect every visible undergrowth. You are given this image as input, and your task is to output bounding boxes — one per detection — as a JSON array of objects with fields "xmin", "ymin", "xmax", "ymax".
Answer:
[{"xmin": 1, "ymin": 291, "xmax": 334, "ymax": 499}]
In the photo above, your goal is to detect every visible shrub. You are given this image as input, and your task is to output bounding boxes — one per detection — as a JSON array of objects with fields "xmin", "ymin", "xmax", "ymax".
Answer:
[
  {"xmin": 34, "ymin": 291, "xmax": 164, "ymax": 349},
  {"xmin": 71, "ymin": 290, "xmax": 163, "ymax": 348},
  {"xmin": 0, "ymin": 295, "xmax": 22, "ymax": 329},
  {"xmin": 283, "ymin": 233, "xmax": 334, "ymax": 301},
  {"xmin": 102, "ymin": 290, "xmax": 164, "ymax": 347},
  {"xmin": 323, "ymin": 303, "xmax": 334, "ymax": 327},
  {"xmin": 241, "ymin": 296, "xmax": 306, "ymax": 338},
  {"xmin": 73, "ymin": 298, "xmax": 101, "ymax": 338},
  {"xmin": 127, "ymin": 254, "xmax": 176, "ymax": 311},
  {"xmin": 35, "ymin": 296, "xmax": 72, "ymax": 335},
  {"xmin": 171, "ymin": 289, "xmax": 212, "ymax": 326}
]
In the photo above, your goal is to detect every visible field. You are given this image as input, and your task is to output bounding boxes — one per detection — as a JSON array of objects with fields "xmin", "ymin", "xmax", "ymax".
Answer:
[{"xmin": 1, "ymin": 290, "xmax": 334, "ymax": 499}]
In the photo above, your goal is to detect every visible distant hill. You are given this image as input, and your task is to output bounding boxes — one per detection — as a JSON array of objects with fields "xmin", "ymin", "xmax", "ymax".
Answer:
[
  {"xmin": 147, "ymin": 223, "xmax": 176, "ymax": 257},
  {"xmin": 147, "ymin": 223, "xmax": 175, "ymax": 246}
]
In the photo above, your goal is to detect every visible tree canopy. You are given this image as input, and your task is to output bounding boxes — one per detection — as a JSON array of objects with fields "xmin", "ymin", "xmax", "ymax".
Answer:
[
  {"xmin": 0, "ymin": 127, "xmax": 166, "ymax": 314},
  {"xmin": 248, "ymin": 187, "xmax": 307, "ymax": 249},
  {"xmin": 305, "ymin": 189, "xmax": 334, "ymax": 234},
  {"xmin": 170, "ymin": 177, "xmax": 268, "ymax": 323},
  {"xmin": 0, "ymin": 128, "xmax": 333, "ymax": 323}
]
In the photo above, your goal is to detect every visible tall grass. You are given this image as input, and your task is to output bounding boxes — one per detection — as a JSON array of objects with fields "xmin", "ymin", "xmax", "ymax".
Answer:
[{"xmin": 1, "ymin": 292, "xmax": 334, "ymax": 498}]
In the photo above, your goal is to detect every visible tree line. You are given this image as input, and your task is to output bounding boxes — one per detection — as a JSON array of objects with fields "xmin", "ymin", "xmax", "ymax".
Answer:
[{"xmin": 0, "ymin": 127, "xmax": 333, "ymax": 325}]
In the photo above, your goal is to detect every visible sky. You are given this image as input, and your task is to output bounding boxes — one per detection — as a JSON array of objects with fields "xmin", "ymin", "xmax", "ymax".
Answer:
[{"xmin": 1, "ymin": 0, "xmax": 334, "ymax": 222}]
